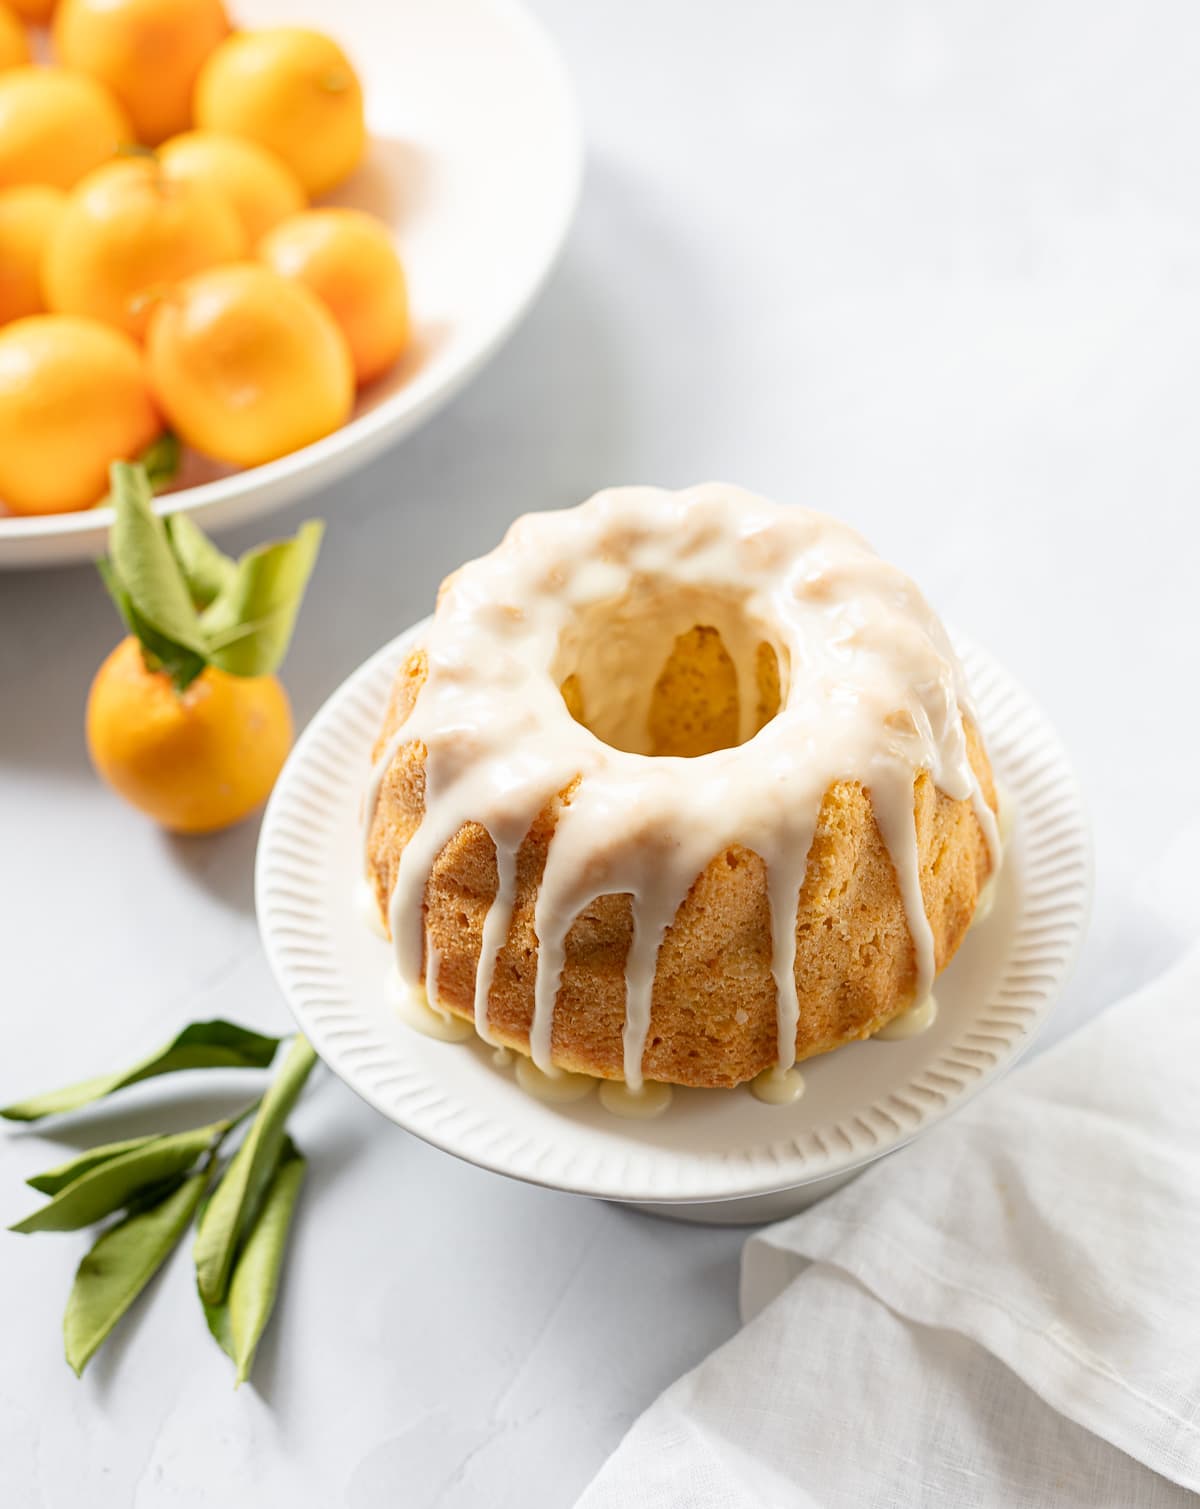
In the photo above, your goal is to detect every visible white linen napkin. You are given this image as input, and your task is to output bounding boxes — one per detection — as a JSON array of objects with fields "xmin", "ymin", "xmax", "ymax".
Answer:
[{"xmin": 577, "ymin": 948, "xmax": 1200, "ymax": 1508}]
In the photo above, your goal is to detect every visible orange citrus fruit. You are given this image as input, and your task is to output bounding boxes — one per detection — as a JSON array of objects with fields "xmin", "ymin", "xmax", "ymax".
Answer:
[
  {"xmin": 5, "ymin": 0, "xmax": 52, "ymax": 25},
  {"xmin": 259, "ymin": 208, "xmax": 410, "ymax": 386},
  {"xmin": 159, "ymin": 128, "xmax": 305, "ymax": 246},
  {"xmin": 0, "ymin": 184, "xmax": 65, "ymax": 323},
  {"xmin": 53, "ymin": 0, "xmax": 229, "ymax": 147},
  {"xmin": 145, "ymin": 262, "xmax": 354, "ymax": 466},
  {"xmin": 87, "ymin": 635, "xmax": 293, "ymax": 833},
  {"xmin": 43, "ymin": 154, "xmax": 245, "ymax": 339},
  {"xmin": 0, "ymin": 314, "xmax": 160, "ymax": 514},
  {"xmin": 0, "ymin": 3, "xmax": 30, "ymax": 71},
  {"xmin": 0, "ymin": 66, "xmax": 131, "ymax": 189},
  {"xmin": 194, "ymin": 27, "xmax": 365, "ymax": 197}
]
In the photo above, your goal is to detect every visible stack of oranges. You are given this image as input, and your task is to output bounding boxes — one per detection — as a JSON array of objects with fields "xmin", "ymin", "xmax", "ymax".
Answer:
[{"xmin": 0, "ymin": 0, "xmax": 411, "ymax": 517}]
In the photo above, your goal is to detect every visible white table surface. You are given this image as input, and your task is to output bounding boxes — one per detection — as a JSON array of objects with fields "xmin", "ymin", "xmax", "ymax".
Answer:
[{"xmin": 3, "ymin": 1, "xmax": 1199, "ymax": 1504}]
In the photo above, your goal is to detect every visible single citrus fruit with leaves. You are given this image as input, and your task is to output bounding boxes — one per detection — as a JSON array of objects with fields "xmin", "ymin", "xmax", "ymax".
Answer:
[
  {"xmin": 145, "ymin": 262, "xmax": 353, "ymax": 466},
  {"xmin": 0, "ymin": 184, "xmax": 65, "ymax": 323},
  {"xmin": 0, "ymin": 3, "xmax": 30, "ymax": 71},
  {"xmin": 159, "ymin": 129, "xmax": 305, "ymax": 246},
  {"xmin": 0, "ymin": 66, "xmax": 132, "ymax": 189},
  {"xmin": 194, "ymin": 28, "xmax": 365, "ymax": 197},
  {"xmin": 87, "ymin": 463, "xmax": 322, "ymax": 833},
  {"xmin": 259, "ymin": 208, "xmax": 410, "ymax": 386},
  {"xmin": 0, "ymin": 315, "xmax": 160, "ymax": 515},
  {"xmin": 88, "ymin": 635, "xmax": 295, "ymax": 834},
  {"xmin": 44, "ymin": 154, "xmax": 246, "ymax": 339},
  {"xmin": 53, "ymin": 0, "xmax": 230, "ymax": 146}
]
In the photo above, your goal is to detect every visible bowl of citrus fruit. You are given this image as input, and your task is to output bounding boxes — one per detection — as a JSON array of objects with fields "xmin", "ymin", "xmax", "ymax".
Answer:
[{"xmin": 0, "ymin": 0, "xmax": 580, "ymax": 567}]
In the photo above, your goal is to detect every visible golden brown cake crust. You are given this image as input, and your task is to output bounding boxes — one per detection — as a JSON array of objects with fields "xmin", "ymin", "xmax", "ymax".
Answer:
[{"xmin": 366, "ymin": 648, "xmax": 998, "ymax": 1090}]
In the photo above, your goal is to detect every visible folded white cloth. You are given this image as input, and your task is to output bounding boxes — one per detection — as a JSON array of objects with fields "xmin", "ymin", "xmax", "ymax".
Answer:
[{"xmin": 577, "ymin": 949, "xmax": 1200, "ymax": 1508}]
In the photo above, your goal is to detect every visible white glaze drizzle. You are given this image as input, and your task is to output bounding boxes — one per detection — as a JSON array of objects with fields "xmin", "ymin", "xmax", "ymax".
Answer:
[
  {"xmin": 357, "ymin": 879, "xmax": 388, "ymax": 940},
  {"xmin": 875, "ymin": 993, "xmax": 938, "ymax": 1041},
  {"xmin": 870, "ymin": 762, "xmax": 937, "ymax": 1006},
  {"xmin": 513, "ymin": 1059, "xmax": 595, "ymax": 1103},
  {"xmin": 750, "ymin": 1066, "xmax": 807, "ymax": 1105},
  {"xmin": 423, "ymin": 926, "xmax": 443, "ymax": 1010},
  {"xmin": 766, "ymin": 834, "xmax": 816, "ymax": 1074},
  {"xmin": 995, "ymin": 781, "xmax": 1014, "ymax": 845},
  {"xmin": 388, "ymin": 974, "xmax": 473, "ymax": 1042},
  {"xmin": 970, "ymin": 875, "xmax": 997, "ymax": 928},
  {"xmin": 970, "ymin": 784, "xmax": 1012, "ymax": 930},
  {"xmin": 365, "ymin": 485, "xmax": 999, "ymax": 1086},
  {"xmin": 597, "ymin": 1080, "xmax": 673, "ymax": 1119}
]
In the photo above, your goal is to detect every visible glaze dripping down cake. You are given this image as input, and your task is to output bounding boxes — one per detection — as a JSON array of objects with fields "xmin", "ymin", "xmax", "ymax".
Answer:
[{"xmin": 363, "ymin": 484, "xmax": 999, "ymax": 1090}]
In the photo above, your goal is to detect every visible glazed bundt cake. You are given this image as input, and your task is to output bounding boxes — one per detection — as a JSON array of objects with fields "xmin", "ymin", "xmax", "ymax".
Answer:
[{"xmin": 363, "ymin": 483, "xmax": 999, "ymax": 1091}]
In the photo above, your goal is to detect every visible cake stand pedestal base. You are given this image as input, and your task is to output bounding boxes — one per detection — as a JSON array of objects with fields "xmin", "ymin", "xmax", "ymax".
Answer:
[{"xmin": 624, "ymin": 1164, "xmax": 872, "ymax": 1226}]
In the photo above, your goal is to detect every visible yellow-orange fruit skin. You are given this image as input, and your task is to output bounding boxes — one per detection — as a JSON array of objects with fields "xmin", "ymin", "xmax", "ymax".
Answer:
[
  {"xmin": 53, "ymin": 0, "xmax": 230, "ymax": 146},
  {"xmin": 6, "ymin": 0, "xmax": 53, "ymax": 23},
  {"xmin": 43, "ymin": 154, "xmax": 246, "ymax": 339},
  {"xmin": 0, "ymin": 3, "xmax": 30, "ymax": 71},
  {"xmin": 144, "ymin": 261, "xmax": 354, "ymax": 467},
  {"xmin": 259, "ymin": 208, "xmax": 410, "ymax": 386},
  {"xmin": 0, "ymin": 184, "xmax": 65, "ymax": 323},
  {"xmin": 0, "ymin": 66, "xmax": 132, "ymax": 190},
  {"xmin": 0, "ymin": 314, "xmax": 160, "ymax": 514},
  {"xmin": 87, "ymin": 636, "xmax": 294, "ymax": 834},
  {"xmin": 193, "ymin": 27, "xmax": 365, "ymax": 197},
  {"xmin": 158, "ymin": 129, "xmax": 305, "ymax": 246}
]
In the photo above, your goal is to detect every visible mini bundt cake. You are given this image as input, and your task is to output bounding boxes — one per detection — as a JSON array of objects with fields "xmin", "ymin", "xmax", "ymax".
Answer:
[{"xmin": 363, "ymin": 483, "xmax": 999, "ymax": 1091}]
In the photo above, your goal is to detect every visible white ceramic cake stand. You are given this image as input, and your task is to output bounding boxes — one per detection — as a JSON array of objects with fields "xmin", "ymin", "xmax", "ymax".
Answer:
[{"xmin": 256, "ymin": 622, "xmax": 1092, "ymax": 1224}]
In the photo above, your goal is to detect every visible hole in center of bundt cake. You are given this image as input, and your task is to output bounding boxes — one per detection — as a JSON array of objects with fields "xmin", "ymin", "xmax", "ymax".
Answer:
[{"xmin": 552, "ymin": 584, "xmax": 784, "ymax": 758}]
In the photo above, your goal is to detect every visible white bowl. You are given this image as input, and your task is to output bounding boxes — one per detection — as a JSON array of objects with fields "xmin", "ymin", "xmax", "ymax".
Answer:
[
  {"xmin": 256, "ymin": 621, "xmax": 1092, "ymax": 1222},
  {"xmin": 0, "ymin": 0, "xmax": 581, "ymax": 568}
]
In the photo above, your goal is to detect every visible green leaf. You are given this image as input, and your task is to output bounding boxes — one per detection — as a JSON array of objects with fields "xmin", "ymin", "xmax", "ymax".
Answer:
[
  {"xmin": 203, "ymin": 1137, "xmax": 306, "ymax": 1385},
  {"xmin": 1, "ymin": 1019, "xmax": 282, "ymax": 1122},
  {"xmin": 167, "ymin": 513, "xmax": 236, "ymax": 611},
  {"xmin": 200, "ymin": 521, "xmax": 323, "ymax": 678},
  {"xmin": 27, "ymin": 1135, "xmax": 160, "ymax": 1195},
  {"xmin": 140, "ymin": 432, "xmax": 181, "ymax": 494},
  {"xmin": 203, "ymin": 1280, "xmax": 234, "ymax": 1358},
  {"xmin": 98, "ymin": 462, "xmax": 322, "ymax": 691},
  {"xmin": 193, "ymin": 1037, "xmax": 317, "ymax": 1305},
  {"xmin": 10, "ymin": 1120, "xmax": 227, "ymax": 1233},
  {"xmin": 64, "ymin": 1168, "xmax": 210, "ymax": 1377},
  {"xmin": 107, "ymin": 461, "xmax": 208, "ymax": 655},
  {"xmin": 97, "ymin": 557, "xmax": 208, "ymax": 693},
  {"xmin": 96, "ymin": 434, "xmax": 181, "ymax": 509}
]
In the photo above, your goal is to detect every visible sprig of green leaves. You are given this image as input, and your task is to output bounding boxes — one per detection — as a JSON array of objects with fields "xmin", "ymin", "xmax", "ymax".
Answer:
[
  {"xmin": 194, "ymin": 1037, "xmax": 317, "ymax": 1305},
  {"xmin": 10, "ymin": 1120, "xmax": 232, "ymax": 1234},
  {"xmin": 1, "ymin": 1019, "xmax": 281, "ymax": 1121},
  {"xmin": 100, "ymin": 461, "xmax": 323, "ymax": 693},
  {"xmin": 4, "ymin": 1021, "xmax": 317, "ymax": 1383},
  {"xmin": 203, "ymin": 1137, "xmax": 307, "ymax": 1385},
  {"xmin": 65, "ymin": 1169, "xmax": 212, "ymax": 1377}
]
